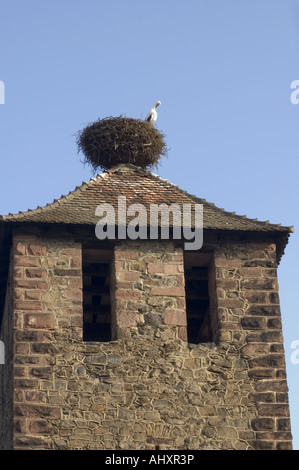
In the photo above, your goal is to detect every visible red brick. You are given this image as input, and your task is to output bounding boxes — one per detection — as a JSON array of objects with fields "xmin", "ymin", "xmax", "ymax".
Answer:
[
  {"xmin": 267, "ymin": 318, "xmax": 282, "ymax": 329},
  {"xmin": 15, "ymin": 404, "xmax": 60, "ymax": 419},
  {"xmin": 61, "ymin": 248, "xmax": 81, "ymax": 257},
  {"xmin": 220, "ymin": 321, "xmax": 239, "ymax": 330},
  {"xmin": 217, "ymin": 299, "xmax": 244, "ymax": 308},
  {"xmin": 15, "ymin": 257, "xmax": 41, "ymax": 268},
  {"xmin": 28, "ymin": 244, "xmax": 47, "ymax": 256},
  {"xmin": 251, "ymin": 418, "xmax": 275, "ymax": 431},
  {"xmin": 25, "ymin": 291, "xmax": 42, "ymax": 301},
  {"xmin": 15, "ymin": 343, "xmax": 30, "ymax": 354},
  {"xmin": 113, "ymin": 299, "xmax": 127, "ymax": 311},
  {"xmin": 115, "ymin": 290, "xmax": 141, "ymax": 300},
  {"xmin": 214, "ymin": 258, "xmax": 243, "ymax": 268},
  {"xmin": 255, "ymin": 431, "xmax": 292, "ymax": 441},
  {"xmin": 15, "ymin": 301, "xmax": 44, "ymax": 311},
  {"xmin": 276, "ymin": 442, "xmax": 293, "ymax": 450},
  {"xmin": 15, "ymin": 330, "xmax": 53, "ymax": 342},
  {"xmin": 70, "ymin": 316, "xmax": 82, "ymax": 327},
  {"xmin": 64, "ymin": 289, "xmax": 82, "ymax": 301},
  {"xmin": 147, "ymin": 264, "xmax": 181, "ymax": 274},
  {"xmin": 253, "ymin": 440, "xmax": 274, "ymax": 450},
  {"xmin": 115, "ymin": 281, "xmax": 135, "ymax": 289},
  {"xmin": 24, "ymin": 314, "xmax": 53, "ymax": 330},
  {"xmin": 152, "ymin": 287, "xmax": 185, "ymax": 297},
  {"xmin": 69, "ymin": 278, "xmax": 82, "ymax": 288},
  {"xmin": 61, "ymin": 307, "xmax": 83, "ymax": 315},
  {"xmin": 13, "ymin": 435, "xmax": 52, "ymax": 449},
  {"xmin": 24, "ymin": 391, "xmax": 46, "ymax": 403},
  {"xmin": 113, "ymin": 260, "xmax": 125, "ymax": 271},
  {"xmin": 15, "ymin": 242, "xmax": 26, "ymax": 256},
  {"xmin": 14, "ymin": 290, "xmax": 23, "ymax": 300},
  {"xmin": 176, "ymin": 298, "xmax": 186, "ymax": 309},
  {"xmin": 178, "ymin": 326, "xmax": 187, "ymax": 341},
  {"xmin": 257, "ymin": 404, "xmax": 290, "ymax": 417},
  {"xmin": 242, "ymin": 291, "xmax": 269, "ymax": 304},
  {"xmin": 116, "ymin": 271, "xmax": 141, "ymax": 281},
  {"xmin": 29, "ymin": 367, "xmax": 52, "ymax": 379},
  {"xmin": 15, "ymin": 280, "xmax": 50, "ymax": 290},
  {"xmin": 249, "ymin": 392, "xmax": 275, "ymax": 403},
  {"xmin": 276, "ymin": 393, "xmax": 289, "ymax": 403},
  {"xmin": 240, "ymin": 317, "xmax": 267, "ymax": 330},
  {"xmin": 247, "ymin": 305, "xmax": 280, "ymax": 316},
  {"xmin": 14, "ymin": 379, "xmax": 39, "ymax": 390},
  {"xmin": 175, "ymin": 274, "xmax": 185, "ymax": 287},
  {"xmin": 277, "ymin": 418, "xmax": 292, "ymax": 431},
  {"xmin": 248, "ymin": 369, "xmax": 274, "ymax": 379},
  {"xmin": 170, "ymin": 255, "xmax": 183, "ymax": 262},
  {"xmin": 247, "ymin": 250, "xmax": 274, "ymax": 260},
  {"xmin": 14, "ymin": 367, "xmax": 27, "ymax": 378},
  {"xmin": 254, "ymin": 380, "xmax": 288, "ymax": 393},
  {"xmin": 25, "ymin": 268, "xmax": 47, "ymax": 279},
  {"xmin": 117, "ymin": 311, "xmax": 138, "ymax": 328},
  {"xmin": 249, "ymin": 354, "xmax": 285, "ymax": 369},
  {"xmin": 53, "ymin": 268, "xmax": 80, "ymax": 277},
  {"xmin": 261, "ymin": 268, "xmax": 277, "ymax": 278},
  {"xmin": 28, "ymin": 420, "xmax": 53, "ymax": 435},
  {"xmin": 241, "ymin": 343, "xmax": 269, "ymax": 356},
  {"xmin": 216, "ymin": 279, "xmax": 239, "ymax": 290},
  {"xmin": 14, "ymin": 268, "xmax": 24, "ymax": 278},
  {"xmin": 14, "ymin": 313, "xmax": 23, "ymax": 329},
  {"xmin": 164, "ymin": 309, "xmax": 186, "ymax": 326},
  {"xmin": 114, "ymin": 250, "xmax": 139, "ymax": 260},
  {"xmin": 70, "ymin": 257, "xmax": 82, "ymax": 268},
  {"xmin": 248, "ymin": 242, "xmax": 276, "ymax": 251},
  {"xmin": 237, "ymin": 267, "xmax": 262, "ymax": 277},
  {"xmin": 241, "ymin": 278, "xmax": 278, "ymax": 290}
]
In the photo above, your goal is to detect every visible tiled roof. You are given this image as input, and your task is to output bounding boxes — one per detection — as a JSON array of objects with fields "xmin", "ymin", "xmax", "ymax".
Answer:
[{"xmin": 0, "ymin": 164, "xmax": 294, "ymax": 235}]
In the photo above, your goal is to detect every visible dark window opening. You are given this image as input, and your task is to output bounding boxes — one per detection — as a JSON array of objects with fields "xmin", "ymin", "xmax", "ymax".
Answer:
[
  {"xmin": 184, "ymin": 252, "xmax": 212, "ymax": 344},
  {"xmin": 82, "ymin": 248, "xmax": 113, "ymax": 342}
]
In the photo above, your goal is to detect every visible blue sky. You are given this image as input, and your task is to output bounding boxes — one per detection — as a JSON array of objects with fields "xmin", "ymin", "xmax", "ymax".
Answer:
[{"xmin": 0, "ymin": 0, "xmax": 299, "ymax": 449}]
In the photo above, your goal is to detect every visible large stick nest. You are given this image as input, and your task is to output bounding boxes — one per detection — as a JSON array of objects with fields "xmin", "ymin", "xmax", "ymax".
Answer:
[{"xmin": 77, "ymin": 117, "xmax": 167, "ymax": 171}]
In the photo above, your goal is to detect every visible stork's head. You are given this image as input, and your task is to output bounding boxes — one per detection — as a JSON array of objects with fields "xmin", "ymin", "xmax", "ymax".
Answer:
[{"xmin": 155, "ymin": 101, "xmax": 161, "ymax": 108}]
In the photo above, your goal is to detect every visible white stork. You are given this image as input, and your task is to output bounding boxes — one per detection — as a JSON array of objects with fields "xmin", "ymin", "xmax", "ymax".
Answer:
[{"xmin": 145, "ymin": 101, "xmax": 161, "ymax": 125}]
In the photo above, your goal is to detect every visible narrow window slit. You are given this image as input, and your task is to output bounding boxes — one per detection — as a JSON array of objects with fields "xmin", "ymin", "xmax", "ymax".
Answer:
[
  {"xmin": 82, "ymin": 248, "xmax": 113, "ymax": 342},
  {"xmin": 184, "ymin": 252, "xmax": 212, "ymax": 344}
]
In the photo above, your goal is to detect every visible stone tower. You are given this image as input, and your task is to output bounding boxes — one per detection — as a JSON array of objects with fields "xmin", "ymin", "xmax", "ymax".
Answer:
[{"xmin": 0, "ymin": 164, "xmax": 293, "ymax": 450}]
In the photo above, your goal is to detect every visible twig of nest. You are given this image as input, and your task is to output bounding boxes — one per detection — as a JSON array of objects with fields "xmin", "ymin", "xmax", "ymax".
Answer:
[{"xmin": 76, "ymin": 116, "xmax": 167, "ymax": 171}]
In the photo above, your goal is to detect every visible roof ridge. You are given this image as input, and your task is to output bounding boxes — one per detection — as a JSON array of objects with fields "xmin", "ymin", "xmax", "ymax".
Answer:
[
  {"xmin": 131, "ymin": 168, "xmax": 293, "ymax": 232},
  {"xmin": 0, "ymin": 164, "xmax": 294, "ymax": 233}
]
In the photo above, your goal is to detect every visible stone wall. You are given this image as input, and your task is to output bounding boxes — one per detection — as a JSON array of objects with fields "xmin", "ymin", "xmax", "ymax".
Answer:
[
  {"xmin": 212, "ymin": 240, "xmax": 292, "ymax": 449},
  {"xmin": 0, "ymin": 228, "xmax": 293, "ymax": 450},
  {"xmin": 0, "ymin": 248, "xmax": 14, "ymax": 449}
]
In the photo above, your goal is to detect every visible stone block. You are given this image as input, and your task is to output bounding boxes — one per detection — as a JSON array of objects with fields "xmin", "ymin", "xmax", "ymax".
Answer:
[
  {"xmin": 15, "ymin": 404, "xmax": 60, "ymax": 419},
  {"xmin": 164, "ymin": 309, "xmax": 186, "ymax": 326},
  {"xmin": 24, "ymin": 314, "xmax": 54, "ymax": 330},
  {"xmin": 28, "ymin": 244, "xmax": 47, "ymax": 256}
]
